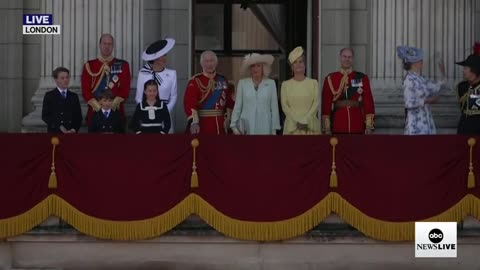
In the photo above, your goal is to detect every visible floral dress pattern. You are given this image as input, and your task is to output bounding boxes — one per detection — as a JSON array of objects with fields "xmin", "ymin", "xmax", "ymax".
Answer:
[{"xmin": 403, "ymin": 72, "xmax": 443, "ymax": 135}]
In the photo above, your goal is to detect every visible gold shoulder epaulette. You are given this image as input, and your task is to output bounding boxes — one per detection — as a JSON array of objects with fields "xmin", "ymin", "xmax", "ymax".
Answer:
[{"xmin": 190, "ymin": 73, "xmax": 203, "ymax": 80}]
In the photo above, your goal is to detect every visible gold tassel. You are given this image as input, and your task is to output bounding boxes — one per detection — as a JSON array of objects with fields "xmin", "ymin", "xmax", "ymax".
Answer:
[
  {"xmin": 468, "ymin": 138, "xmax": 476, "ymax": 189},
  {"xmin": 330, "ymin": 137, "xmax": 338, "ymax": 188},
  {"xmin": 191, "ymin": 139, "xmax": 200, "ymax": 188},
  {"xmin": 48, "ymin": 137, "xmax": 60, "ymax": 189}
]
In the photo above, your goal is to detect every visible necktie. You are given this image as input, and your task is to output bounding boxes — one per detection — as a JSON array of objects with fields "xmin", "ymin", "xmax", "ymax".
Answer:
[
  {"xmin": 61, "ymin": 91, "xmax": 67, "ymax": 99},
  {"xmin": 104, "ymin": 111, "xmax": 109, "ymax": 118}
]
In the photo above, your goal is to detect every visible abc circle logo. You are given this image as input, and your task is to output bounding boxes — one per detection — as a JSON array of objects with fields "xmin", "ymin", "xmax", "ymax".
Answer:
[{"xmin": 428, "ymin": 228, "xmax": 444, "ymax": 244}]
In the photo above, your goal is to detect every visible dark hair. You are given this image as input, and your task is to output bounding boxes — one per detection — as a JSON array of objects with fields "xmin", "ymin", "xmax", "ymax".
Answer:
[
  {"xmin": 52, "ymin": 67, "xmax": 70, "ymax": 79},
  {"xmin": 98, "ymin": 89, "xmax": 114, "ymax": 100},
  {"xmin": 339, "ymin": 47, "xmax": 355, "ymax": 57},
  {"xmin": 469, "ymin": 66, "xmax": 480, "ymax": 77},
  {"xmin": 403, "ymin": 61, "xmax": 412, "ymax": 71},
  {"xmin": 143, "ymin": 80, "xmax": 159, "ymax": 102},
  {"xmin": 99, "ymin": 33, "xmax": 114, "ymax": 44}
]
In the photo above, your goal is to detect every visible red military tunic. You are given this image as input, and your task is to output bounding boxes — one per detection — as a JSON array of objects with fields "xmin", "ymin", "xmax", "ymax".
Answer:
[
  {"xmin": 321, "ymin": 70, "xmax": 375, "ymax": 134},
  {"xmin": 184, "ymin": 73, "xmax": 234, "ymax": 135},
  {"xmin": 81, "ymin": 57, "xmax": 131, "ymax": 124}
]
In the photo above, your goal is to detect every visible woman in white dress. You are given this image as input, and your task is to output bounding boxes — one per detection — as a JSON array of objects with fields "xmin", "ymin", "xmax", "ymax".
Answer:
[
  {"xmin": 230, "ymin": 53, "xmax": 281, "ymax": 135},
  {"xmin": 135, "ymin": 39, "xmax": 177, "ymax": 133}
]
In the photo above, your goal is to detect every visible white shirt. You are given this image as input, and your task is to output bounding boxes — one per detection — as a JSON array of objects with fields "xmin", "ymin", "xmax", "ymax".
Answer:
[
  {"xmin": 57, "ymin": 87, "xmax": 67, "ymax": 97},
  {"xmin": 101, "ymin": 109, "xmax": 111, "ymax": 117}
]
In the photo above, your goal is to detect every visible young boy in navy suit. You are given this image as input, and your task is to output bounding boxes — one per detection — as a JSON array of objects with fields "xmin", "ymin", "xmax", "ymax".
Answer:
[
  {"xmin": 88, "ymin": 89, "xmax": 124, "ymax": 133},
  {"xmin": 41, "ymin": 67, "xmax": 83, "ymax": 133}
]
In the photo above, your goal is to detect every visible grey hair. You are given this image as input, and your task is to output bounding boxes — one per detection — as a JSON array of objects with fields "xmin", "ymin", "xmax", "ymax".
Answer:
[
  {"xmin": 200, "ymin": 50, "xmax": 218, "ymax": 66},
  {"xmin": 339, "ymin": 47, "xmax": 355, "ymax": 56}
]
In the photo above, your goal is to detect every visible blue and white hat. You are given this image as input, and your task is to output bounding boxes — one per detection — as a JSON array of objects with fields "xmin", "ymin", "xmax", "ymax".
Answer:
[{"xmin": 396, "ymin": 46, "xmax": 424, "ymax": 63}]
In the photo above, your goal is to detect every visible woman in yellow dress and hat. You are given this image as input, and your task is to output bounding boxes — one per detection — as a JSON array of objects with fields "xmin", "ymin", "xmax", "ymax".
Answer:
[{"xmin": 280, "ymin": 47, "xmax": 320, "ymax": 135}]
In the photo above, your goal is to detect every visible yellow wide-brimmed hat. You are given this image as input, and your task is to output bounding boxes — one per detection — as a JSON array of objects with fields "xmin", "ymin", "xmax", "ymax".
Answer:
[{"xmin": 288, "ymin": 46, "xmax": 304, "ymax": 64}]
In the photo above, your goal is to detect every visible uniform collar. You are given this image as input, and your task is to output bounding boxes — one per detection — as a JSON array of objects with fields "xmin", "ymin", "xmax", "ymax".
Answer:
[
  {"xmin": 340, "ymin": 68, "xmax": 353, "ymax": 75},
  {"xmin": 98, "ymin": 55, "xmax": 114, "ymax": 63},
  {"xmin": 202, "ymin": 71, "xmax": 216, "ymax": 79},
  {"xmin": 469, "ymin": 79, "xmax": 480, "ymax": 88}
]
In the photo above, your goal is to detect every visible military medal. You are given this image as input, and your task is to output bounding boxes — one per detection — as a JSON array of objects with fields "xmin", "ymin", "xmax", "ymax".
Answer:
[
  {"xmin": 357, "ymin": 88, "xmax": 364, "ymax": 95},
  {"xmin": 108, "ymin": 82, "xmax": 114, "ymax": 89},
  {"xmin": 112, "ymin": 75, "xmax": 119, "ymax": 83},
  {"xmin": 351, "ymin": 79, "xmax": 363, "ymax": 88}
]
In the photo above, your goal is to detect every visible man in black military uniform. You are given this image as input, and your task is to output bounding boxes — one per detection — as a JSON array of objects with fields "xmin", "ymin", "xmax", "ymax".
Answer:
[
  {"xmin": 456, "ymin": 51, "xmax": 480, "ymax": 135},
  {"xmin": 42, "ymin": 67, "xmax": 83, "ymax": 133}
]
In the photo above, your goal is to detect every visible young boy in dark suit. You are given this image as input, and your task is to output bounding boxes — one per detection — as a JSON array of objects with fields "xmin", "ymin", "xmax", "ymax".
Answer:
[
  {"xmin": 88, "ymin": 89, "xmax": 124, "ymax": 133},
  {"xmin": 42, "ymin": 67, "xmax": 83, "ymax": 133}
]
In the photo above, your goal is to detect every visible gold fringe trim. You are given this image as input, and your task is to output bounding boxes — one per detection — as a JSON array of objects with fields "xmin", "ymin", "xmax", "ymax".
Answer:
[
  {"xmin": 330, "ymin": 192, "xmax": 476, "ymax": 241},
  {"xmin": 0, "ymin": 195, "xmax": 195, "ymax": 240},
  {"xmin": 0, "ymin": 197, "xmax": 51, "ymax": 239},
  {"xmin": 48, "ymin": 137, "xmax": 60, "ymax": 189},
  {"xmin": 51, "ymin": 195, "xmax": 194, "ymax": 240},
  {"xmin": 192, "ymin": 194, "xmax": 332, "ymax": 241},
  {"xmin": 1, "ymin": 194, "xmax": 480, "ymax": 241}
]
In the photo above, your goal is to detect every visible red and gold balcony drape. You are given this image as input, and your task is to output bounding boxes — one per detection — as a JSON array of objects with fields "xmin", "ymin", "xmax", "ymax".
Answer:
[{"xmin": 1, "ymin": 134, "xmax": 479, "ymax": 241}]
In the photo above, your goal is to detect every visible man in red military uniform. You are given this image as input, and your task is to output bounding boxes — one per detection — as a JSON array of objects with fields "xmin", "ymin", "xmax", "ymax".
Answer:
[
  {"xmin": 184, "ymin": 50, "xmax": 234, "ymax": 135},
  {"xmin": 321, "ymin": 48, "xmax": 375, "ymax": 134},
  {"xmin": 81, "ymin": 33, "xmax": 131, "ymax": 125}
]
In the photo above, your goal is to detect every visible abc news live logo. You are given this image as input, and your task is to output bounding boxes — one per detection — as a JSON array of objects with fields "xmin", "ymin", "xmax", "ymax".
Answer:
[
  {"xmin": 415, "ymin": 222, "xmax": 457, "ymax": 258},
  {"xmin": 23, "ymin": 14, "xmax": 61, "ymax": 35}
]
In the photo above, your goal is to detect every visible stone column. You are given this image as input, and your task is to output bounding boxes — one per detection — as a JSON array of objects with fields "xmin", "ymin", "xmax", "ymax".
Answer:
[
  {"xmin": 319, "ymin": 0, "xmax": 351, "ymax": 80},
  {"xmin": 370, "ymin": 0, "xmax": 476, "ymax": 134},
  {"xmin": 371, "ymin": 0, "xmax": 475, "ymax": 81},
  {"xmin": 319, "ymin": 0, "xmax": 370, "ymax": 77},
  {"xmin": 0, "ymin": 0, "xmax": 23, "ymax": 132},
  {"xmin": 143, "ymin": 0, "xmax": 191, "ymax": 132},
  {"xmin": 22, "ymin": 0, "xmax": 144, "ymax": 132},
  {"xmin": 476, "ymin": 0, "xmax": 480, "ymax": 39}
]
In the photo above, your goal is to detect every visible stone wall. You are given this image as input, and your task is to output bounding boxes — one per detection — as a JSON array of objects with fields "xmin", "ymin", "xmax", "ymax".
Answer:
[
  {"xmin": 143, "ymin": 0, "xmax": 190, "ymax": 132},
  {"xmin": 0, "ymin": 0, "xmax": 24, "ymax": 132}
]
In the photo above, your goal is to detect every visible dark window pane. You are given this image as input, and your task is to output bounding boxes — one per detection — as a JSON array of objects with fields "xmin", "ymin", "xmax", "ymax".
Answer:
[{"xmin": 195, "ymin": 4, "xmax": 224, "ymax": 50}]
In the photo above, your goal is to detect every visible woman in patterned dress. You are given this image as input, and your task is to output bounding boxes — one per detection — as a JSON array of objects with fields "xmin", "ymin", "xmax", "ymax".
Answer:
[{"xmin": 396, "ymin": 46, "xmax": 446, "ymax": 135}]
